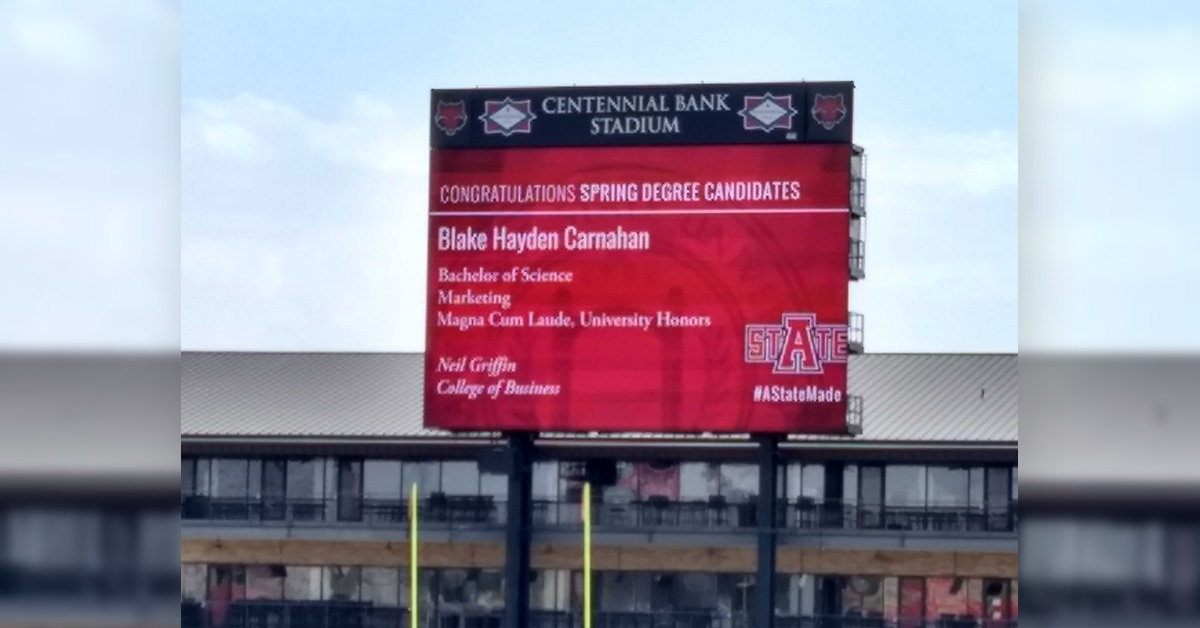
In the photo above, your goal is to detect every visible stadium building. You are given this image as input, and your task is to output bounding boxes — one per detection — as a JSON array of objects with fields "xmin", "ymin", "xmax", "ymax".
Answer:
[{"xmin": 181, "ymin": 350, "xmax": 1018, "ymax": 628}]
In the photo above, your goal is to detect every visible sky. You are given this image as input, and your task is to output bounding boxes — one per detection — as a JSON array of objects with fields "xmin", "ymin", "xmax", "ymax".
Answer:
[
  {"xmin": 0, "ymin": 2, "xmax": 1195, "ymax": 353},
  {"xmin": 180, "ymin": 0, "xmax": 1018, "ymax": 353}
]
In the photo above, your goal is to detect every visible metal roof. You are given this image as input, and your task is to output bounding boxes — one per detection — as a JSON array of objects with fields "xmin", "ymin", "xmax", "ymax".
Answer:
[{"xmin": 182, "ymin": 352, "xmax": 1015, "ymax": 444}]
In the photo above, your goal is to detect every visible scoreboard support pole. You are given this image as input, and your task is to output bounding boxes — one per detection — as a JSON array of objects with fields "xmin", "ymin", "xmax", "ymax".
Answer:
[
  {"xmin": 503, "ymin": 432, "xmax": 534, "ymax": 628},
  {"xmin": 755, "ymin": 434, "xmax": 780, "ymax": 628}
]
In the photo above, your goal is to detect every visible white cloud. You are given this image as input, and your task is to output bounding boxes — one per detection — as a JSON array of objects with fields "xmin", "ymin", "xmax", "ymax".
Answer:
[
  {"xmin": 0, "ymin": 0, "xmax": 179, "ymax": 351},
  {"xmin": 1021, "ymin": 19, "xmax": 1200, "ymax": 352},
  {"xmin": 183, "ymin": 93, "xmax": 430, "ymax": 351},
  {"xmin": 862, "ymin": 128, "xmax": 1018, "ymax": 199},
  {"xmin": 848, "ymin": 127, "xmax": 1018, "ymax": 352},
  {"xmin": 1036, "ymin": 25, "xmax": 1200, "ymax": 123},
  {"xmin": 201, "ymin": 123, "xmax": 263, "ymax": 161}
]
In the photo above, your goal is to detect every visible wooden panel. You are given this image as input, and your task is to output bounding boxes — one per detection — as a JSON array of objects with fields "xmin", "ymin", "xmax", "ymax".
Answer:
[
  {"xmin": 800, "ymin": 549, "xmax": 955, "ymax": 577},
  {"xmin": 776, "ymin": 547, "xmax": 805, "ymax": 573},
  {"xmin": 953, "ymin": 552, "xmax": 1018, "ymax": 579},
  {"xmin": 182, "ymin": 539, "xmax": 1016, "ymax": 579},
  {"xmin": 183, "ymin": 539, "xmax": 494, "ymax": 568},
  {"xmin": 470, "ymin": 542, "xmax": 506, "ymax": 568}
]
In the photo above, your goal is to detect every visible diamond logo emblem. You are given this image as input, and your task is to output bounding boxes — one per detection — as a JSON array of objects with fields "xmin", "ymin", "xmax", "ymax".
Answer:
[
  {"xmin": 480, "ymin": 98, "xmax": 537, "ymax": 136},
  {"xmin": 738, "ymin": 93, "xmax": 798, "ymax": 133},
  {"xmin": 748, "ymin": 99, "xmax": 787, "ymax": 126}
]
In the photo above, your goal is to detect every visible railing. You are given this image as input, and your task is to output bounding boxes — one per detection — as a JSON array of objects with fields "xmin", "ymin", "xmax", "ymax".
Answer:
[
  {"xmin": 182, "ymin": 603, "xmax": 1017, "ymax": 628},
  {"xmin": 848, "ymin": 312, "xmax": 865, "ymax": 353},
  {"xmin": 850, "ymin": 174, "xmax": 867, "ymax": 217},
  {"xmin": 849, "ymin": 238, "xmax": 866, "ymax": 279},
  {"xmin": 846, "ymin": 395, "xmax": 864, "ymax": 435},
  {"xmin": 181, "ymin": 494, "xmax": 505, "ymax": 528},
  {"xmin": 785, "ymin": 501, "xmax": 1018, "ymax": 534},
  {"xmin": 182, "ymin": 495, "xmax": 1018, "ymax": 535}
]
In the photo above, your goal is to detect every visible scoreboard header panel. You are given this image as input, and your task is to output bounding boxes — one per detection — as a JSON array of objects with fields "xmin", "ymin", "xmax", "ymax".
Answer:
[{"xmin": 431, "ymin": 81, "xmax": 854, "ymax": 148}]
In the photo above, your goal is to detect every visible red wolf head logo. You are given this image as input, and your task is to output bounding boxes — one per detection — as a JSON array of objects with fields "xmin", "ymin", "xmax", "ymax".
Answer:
[
  {"xmin": 434, "ymin": 101, "xmax": 468, "ymax": 136},
  {"xmin": 811, "ymin": 93, "xmax": 847, "ymax": 131}
]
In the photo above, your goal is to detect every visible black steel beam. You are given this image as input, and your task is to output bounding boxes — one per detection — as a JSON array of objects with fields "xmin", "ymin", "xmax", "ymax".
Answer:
[
  {"xmin": 755, "ymin": 434, "xmax": 780, "ymax": 628},
  {"xmin": 503, "ymin": 432, "xmax": 534, "ymax": 628}
]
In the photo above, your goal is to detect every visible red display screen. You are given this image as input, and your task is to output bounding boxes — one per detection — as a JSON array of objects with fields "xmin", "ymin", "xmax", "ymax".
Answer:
[{"xmin": 425, "ymin": 143, "xmax": 851, "ymax": 433}]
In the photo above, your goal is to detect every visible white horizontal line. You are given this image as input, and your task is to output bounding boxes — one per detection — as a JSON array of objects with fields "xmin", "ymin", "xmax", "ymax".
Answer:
[{"xmin": 430, "ymin": 208, "xmax": 849, "ymax": 216}]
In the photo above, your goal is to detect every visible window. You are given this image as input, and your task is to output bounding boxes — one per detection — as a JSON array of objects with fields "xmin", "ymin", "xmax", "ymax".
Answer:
[
  {"xmin": 598, "ymin": 571, "xmax": 652, "ymax": 612},
  {"xmin": 925, "ymin": 577, "xmax": 976, "ymax": 621},
  {"xmin": 671, "ymin": 572, "xmax": 720, "ymax": 611},
  {"xmin": 480, "ymin": 467, "xmax": 507, "ymax": 501},
  {"xmin": 324, "ymin": 566, "xmax": 361, "ymax": 602},
  {"xmin": 412, "ymin": 569, "xmax": 437, "ymax": 628},
  {"xmin": 287, "ymin": 458, "xmax": 324, "ymax": 510},
  {"xmin": 361, "ymin": 460, "xmax": 404, "ymax": 522},
  {"xmin": 337, "ymin": 459, "xmax": 363, "ymax": 521},
  {"xmin": 719, "ymin": 464, "xmax": 758, "ymax": 503},
  {"xmin": 717, "ymin": 574, "xmax": 755, "ymax": 616},
  {"xmin": 403, "ymin": 461, "xmax": 440, "ymax": 498},
  {"xmin": 361, "ymin": 566, "xmax": 400, "ymax": 606},
  {"xmin": 898, "ymin": 577, "xmax": 925, "ymax": 628},
  {"xmin": 196, "ymin": 459, "xmax": 211, "ymax": 496},
  {"xmin": 679, "ymin": 463, "xmax": 718, "ymax": 501},
  {"xmin": 530, "ymin": 569, "xmax": 570, "ymax": 611},
  {"xmin": 986, "ymin": 467, "xmax": 1013, "ymax": 530},
  {"xmin": 182, "ymin": 459, "xmax": 196, "ymax": 496},
  {"xmin": 210, "ymin": 459, "xmax": 250, "ymax": 520},
  {"xmin": 248, "ymin": 460, "xmax": 262, "ymax": 500},
  {"xmin": 969, "ymin": 468, "xmax": 985, "ymax": 509},
  {"xmin": 844, "ymin": 464, "xmax": 859, "ymax": 506},
  {"xmin": 784, "ymin": 464, "xmax": 803, "ymax": 501},
  {"xmin": 362, "ymin": 567, "xmax": 403, "ymax": 627},
  {"xmin": 983, "ymin": 579, "xmax": 1012, "ymax": 621},
  {"xmin": 182, "ymin": 563, "xmax": 207, "ymax": 603},
  {"xmin": 801, "ymin": 464, "xmax": 825, "ymax": 502},
  {"xmin": 207, "ymin": 565, "xmax": 245, "ymax": 627},
  {"xmin": 531, "ymin": 461, "xmax": 558, "ymax": 500},
  {"xmin": 363, "ymin": 460, "xmax": 403, "ymax": 502},
  {"xmin": 245, "ymin": 564, "xmax": 284, "ymax": 600},
  {"xmin": 181, "ymin": 564, "xmax": 207, "ymax": 628},
  {"xmin": 776, "ymin": 573, "xmax": 813, "ymax": 616},
  {"xmin": 436, "ymin": 568, "xmax": 503, "ymax": 615},
  {"xmin": 531, "ymin": 461, "xmax": 559, "ymax": 525},
  {"xmin": 927, "ymin": 466, "xmax": 970, "ymax": 508},
  {"xmin": 211, "ymin": 459, "xmax": 248, "ymax": 498},
  {"xmin": 885, "ymin": 466, "xmax": 927, "ymax": 508},
  {"xmin": 261, "ymin": 459, "xmax": 286, "ymax": 520},
  {"xmin": 632, "ymin": 461, "xmax": 680, "ymax": 501},
  {"xmin": 477, "ymin": 569, "xmax": 504, "ymax": 611},
  {"xmin": 858, "ymin": 465, "xmax": 883, "ymax": 528},
  {"xmin": 284, "ymin": 566, "xmax": 322, "ymax": 601},
  {"xmin": 442, "ymin": 461, "xmax": 480, "ymax": 496},
  {"xmin": 842, "ymin": 576, "xmax": 884, "ymax": 618}
]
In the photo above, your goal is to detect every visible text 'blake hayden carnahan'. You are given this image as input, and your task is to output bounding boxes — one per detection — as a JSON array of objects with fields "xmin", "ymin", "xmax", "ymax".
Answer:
[{"xmin": 437, "ymin": 225, "xmax": 649, "ymax": 254}]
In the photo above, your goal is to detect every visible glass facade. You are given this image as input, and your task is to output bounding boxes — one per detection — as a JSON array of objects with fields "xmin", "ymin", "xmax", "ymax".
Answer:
[
  {"xmin": 183, "ymin": 564, "xmax": 510, "ymax": 628},
  {"xmin": 182, "ymin": 563, "xmax": 1020, "ymax": 628},
  {"xmin": 181, "ymin": 455, "xmax": 1018, "ymax": 533},
  {"xmin": 181, "ymin": 455, "xmax": 1019, "ymax": 627}
]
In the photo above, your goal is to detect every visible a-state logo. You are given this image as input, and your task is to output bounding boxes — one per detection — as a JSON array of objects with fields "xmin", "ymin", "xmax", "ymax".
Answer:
[
  {"xmin": 738, "ymin": 93, "xmax": 797, "ymax": 133},
  {"xmin": 745, "ymin": 313, "xmax": 848, "ymax": 374},
  {"xmin": 434, "ymin": 101, "xmax": 468, "ymax": 136},
  {"xmin": 479, "ymin": 98, "xmax": 537, "ymax": 136},
  {"xmin": 811, "ymin": 93, "xmax": 847, "ymax": 131}
]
